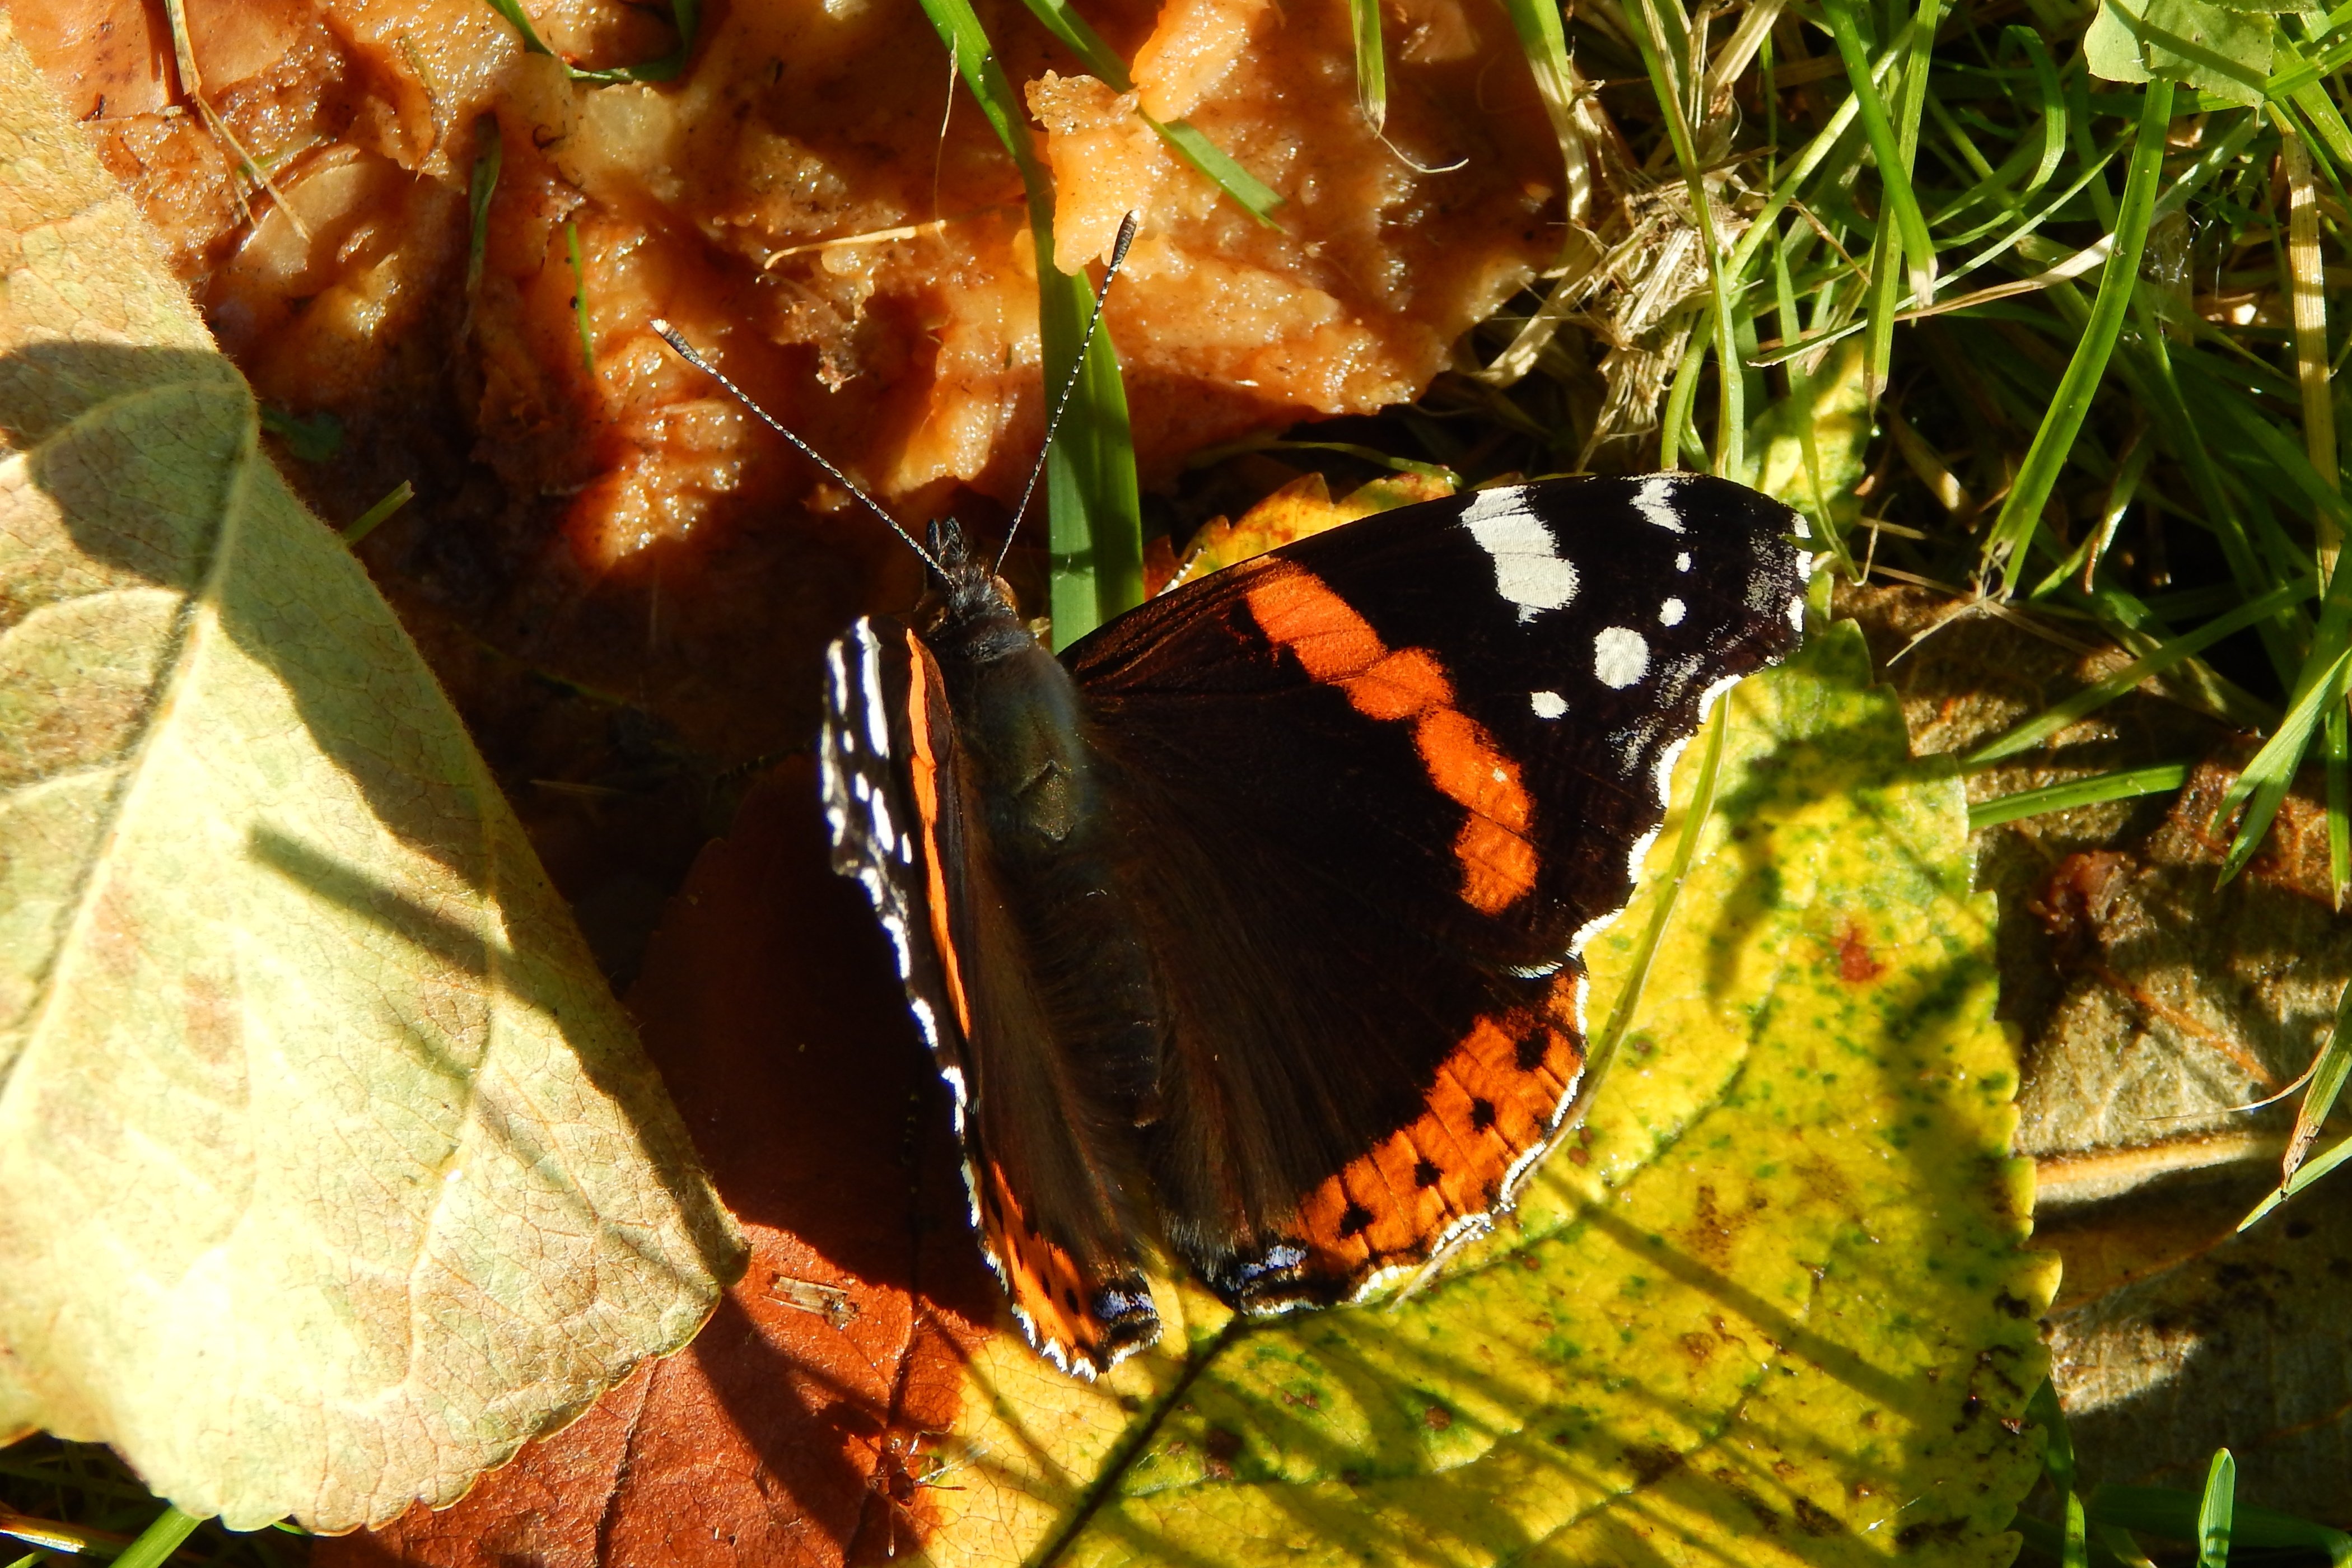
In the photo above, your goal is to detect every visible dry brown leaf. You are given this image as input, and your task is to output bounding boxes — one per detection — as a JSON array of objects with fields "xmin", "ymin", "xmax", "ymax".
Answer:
[{"xmin": 326, "ymin": 761, "xmax": 996, "ymax": 1567}]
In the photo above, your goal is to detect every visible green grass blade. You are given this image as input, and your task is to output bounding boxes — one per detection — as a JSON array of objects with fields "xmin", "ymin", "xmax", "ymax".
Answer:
[
  {"xmin": 1007, "ymin": 0, "xmax": 1282, "ymax": 223},
  {"xmin": 1492, "ymin": 0, "xmax": 1593, "ymax": 214},
  {"xmin": 914, "ymin": 0, "xmax": 1142, "ymax": 641},
  {"xmin": 260, "ymin": 407, "xmax": 342, "ymax": 463},
  {"xmin": 1584, "ymin": 694, "xmax": 1734, "ymax": 1107},
  {"xmin": 1968, "ymin": 763, "xmax": 2192, "ymax": 830},
  {"xmin": 1982, "ymin": 80, "xmax": 2175, "ymax": 590},
  {"xmin": 2093, "ymin": 1483, "xmax": 2352, "ymax": 1561},
  {"xmin": 2216, "ymin": 645, "xmax": 2352, "ymax": 881},
  {"xmin": 920, "ymin": 0, "xmax": 1044, "ymax": 172},
  {"xmin": 2195, "ymin": 1450, "xmax": 2236, "ymax": 1568},
  {"xmin": 2017, "ymin": 26, "xmax": 2069, "ymax": 201},
  {"xmin": 113, "ymin": 1507, "xmax": 202, "ymax": 1568},
  {"xmin": 2238, "ymin": 972, "xmax": 2352, "ymax": 1230},
  {"xmin": 2214, "ymin": 393, "xmax": 2352, "ymax": 542},
  {"xmin": 2095, "ymin": 1523, "xmax": 2164, "ymax": 1568},
  {"xmin": 2266, "ymin": 27, "xmax": 2352, "ymax": 123},
  {"xmin": 2116, "ymin": 298, "xmax": 2306, "ymax": 677},
  {"xmin": 613, "ymin": 0, "xmax": 699, "ymax": 82},
  {"xmin": 341, "ymin": 480, "xmax": 414, "ymax": 547},
  {"xmin": 2285, "ymin": 987, "xmax": 2352, "ymax": 1169},
  {"xmin": 1963, "ymin": 577, "xmax": 2312, "ymax": 766},
  {"xmin": 464, "ymin": 113, "xmax": 501, "ymax": 298},
  {"xmin": 1625, "ymin": 0, "xmax": 1742, "ymax": 474},
  {"xmin": 1861, "ymin": 222, "xmax": 1901, "ymax": 407},
  {"xmin": 480, "ymin": 0, "xmax": 558, "ymax": 58},
  {"xmin": 1822, "ymin": 0, "xmax": 1938, "ymax": 310},
  {"xmin": 1660, "ymin": 301, "xmax": 1713, "ymax": 473},
  {"xmin": 1723, "ymin": 30, "xmax": 1905, "ymax": 283},
  {"xmin": 1863, "ymin": 0, "xmax": 1943, "ymax": 400},
  {"xmin": 1351, "ymin": 0, "xmax": 1387, "ymax": 132},
  {"xmin": 2030, "ymin": 430, "xmax": 2150, "ymax": 597},
  {"xmin": 1048, "ymin": 315, "xmax": 1145, "ymax": 636},
  {"xmin": 479, "ymin": 0, "xmax": 700, "ymax": 82},
  {"xmin": 2066, "ymin": 1491, "xmax": 2091, "ymax": 1568},
  {"xmin": 2288, "ymin": 73, "xmax": 2352, "ymax": 167},
  {"xmin": 1011, "ymin": 0, "xmax": 1128, "ymax": 81},
  {"xmin": 2243, "ymin": 1127, "xmax": 2352, "ymax": 1229},
  {"xmin": 2028, "ymin": 1378, "xmax": 2078, "ymax": 1496},
  {"xmin": 1144, "ymin": 116, "xmax": 1284, "ymax": 225},
  {"xmin": 564, "ymin": 220, "xmax": 594, "ymax": 377},
  {"xmin": 2327, "ymin": 701, "xmax": 2349, "ymax": 899}
]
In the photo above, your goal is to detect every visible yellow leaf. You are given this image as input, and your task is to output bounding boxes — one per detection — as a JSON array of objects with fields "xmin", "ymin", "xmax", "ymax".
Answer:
[
  {"xmin": 0, "ymin": 19, "xmax": 743, "ymax": 1532},
  {"xmin": 920, "ymin": 623, "xmax": 2053, "ymax": 1565},
  {"xmin": 1170, "ymin": 469, "xmax": 1457, "ymax": 586}
]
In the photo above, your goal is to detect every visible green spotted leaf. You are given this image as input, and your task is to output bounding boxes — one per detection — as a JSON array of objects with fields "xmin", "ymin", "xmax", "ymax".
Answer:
[{"xmin": 916, "ymin": 621, "xmax": 2054, "ymax": 1566}]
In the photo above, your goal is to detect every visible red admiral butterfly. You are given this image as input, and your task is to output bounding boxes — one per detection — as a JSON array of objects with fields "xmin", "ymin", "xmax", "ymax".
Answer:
[{"xmin": 657, "ymin": 239, "xmax": 1808, "ymax": 1378}]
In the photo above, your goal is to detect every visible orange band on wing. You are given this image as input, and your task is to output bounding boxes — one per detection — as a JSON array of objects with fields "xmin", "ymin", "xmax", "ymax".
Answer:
[
  {"xmin": 979, "ymin": 1162, "xmax": 1110, "ymax": 1365},
  {"xmin": 902, "ymin": 629, "xmax": 974, "ymax": 1038},
  {"xmin": 1245, "ymin": 564, "xmax": 1538, "ymax": 914},
  {"xmin": 1295, "ymin": 970, "xmax": 1585, "ymax": 1277}
]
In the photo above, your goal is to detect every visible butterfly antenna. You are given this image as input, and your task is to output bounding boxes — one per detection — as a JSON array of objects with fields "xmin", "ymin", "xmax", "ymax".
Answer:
[
  {"xmin": 994, "ymin": 211, "xmax": 1140, "ymax": 576},
  {"xmin": 650, "ymin": 319, "xmax": 942, "ymax": 573}
]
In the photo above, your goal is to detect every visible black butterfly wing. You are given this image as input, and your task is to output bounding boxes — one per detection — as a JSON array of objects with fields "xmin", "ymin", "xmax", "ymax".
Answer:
[
  {"xmin": 1062, "ymin": 473, "xmax": 1807, "ymax": 1306},
  {"xmin": 820, "ymin": 618, "xmax": 1159, "ymax": 1375}
]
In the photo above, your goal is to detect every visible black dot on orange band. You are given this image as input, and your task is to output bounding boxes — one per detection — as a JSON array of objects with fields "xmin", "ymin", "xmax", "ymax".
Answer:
[
  {"xmin": 1063, "ymin": 1286, "xmax": 1080, "ymax": 1310},
  {"xmin": 1470, "ymin": 1098, "xmax": 1497, "ymax": 1131},
  {"xmin": 1514, "ymin": 1032, "xmax": 1548, "ymax": 1070},
  {"xmin": 1413, "ymin": 1159, "xmax": 1441, "ymax": 1188},
  {"xmin": 1338, "ymin": 1202, "xmax": 1374, "ymax": 1236}
]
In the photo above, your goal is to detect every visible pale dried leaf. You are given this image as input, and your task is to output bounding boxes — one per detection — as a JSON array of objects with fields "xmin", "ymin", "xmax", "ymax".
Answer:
[{"xmin": 0, "ymin": 20, "xmax": 743, "ymax": 1531}]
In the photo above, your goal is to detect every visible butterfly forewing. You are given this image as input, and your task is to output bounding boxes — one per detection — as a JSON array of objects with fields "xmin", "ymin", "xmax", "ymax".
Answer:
[
  {"xmin": 821, "ymin": 619, "xmax": 1160, "ymax": 1376},
  {"xmin": 1061, "ymin": 474, "xmax": 1806, "ymax": 1305}
]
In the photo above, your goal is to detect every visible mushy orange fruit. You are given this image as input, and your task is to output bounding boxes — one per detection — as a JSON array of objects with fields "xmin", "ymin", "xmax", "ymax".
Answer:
[{"xmin": 16, "ymin": 0, "xmax": 1566, "ymax": 965}]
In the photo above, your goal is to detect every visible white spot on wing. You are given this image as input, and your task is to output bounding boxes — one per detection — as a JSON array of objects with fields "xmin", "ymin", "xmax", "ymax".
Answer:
[
  {"xmin": 1460, "ymin": 488, "xmax": 1579, "ymax": 621},
  {"xmin": 1530, "ymin": 689, "xmax": 1567, "ymax": 719},
  {"xmin": 818, "ymin": 735, "xmax": 850, "ymax": 844},
  {"xmin": 828, "ymin": 642, "xmax": 855, "ymax": 751},
  {"xmin": 1675, "ymin": 551, "xmax": 1692, "ymax": 573},
  {"xmin": 854, "ymin": 620, "xmax": 891, "ymax": 759},
  {"xmin": 1659, "ymin": 597, "xmax": 1686, "ymax": 627},
  {"xmin": 1632, "ymin": 474, "xmax": 1687, "ymax": 533},
  {"xmin": 1593, "ymin": 626, "xmax": 1650, "ymax": 688}
]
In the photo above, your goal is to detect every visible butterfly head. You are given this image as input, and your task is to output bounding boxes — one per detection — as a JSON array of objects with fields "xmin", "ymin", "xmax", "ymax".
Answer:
[{"xmin": 914, "ymin": 516, "xmax": 1030, "ymax": 657}]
